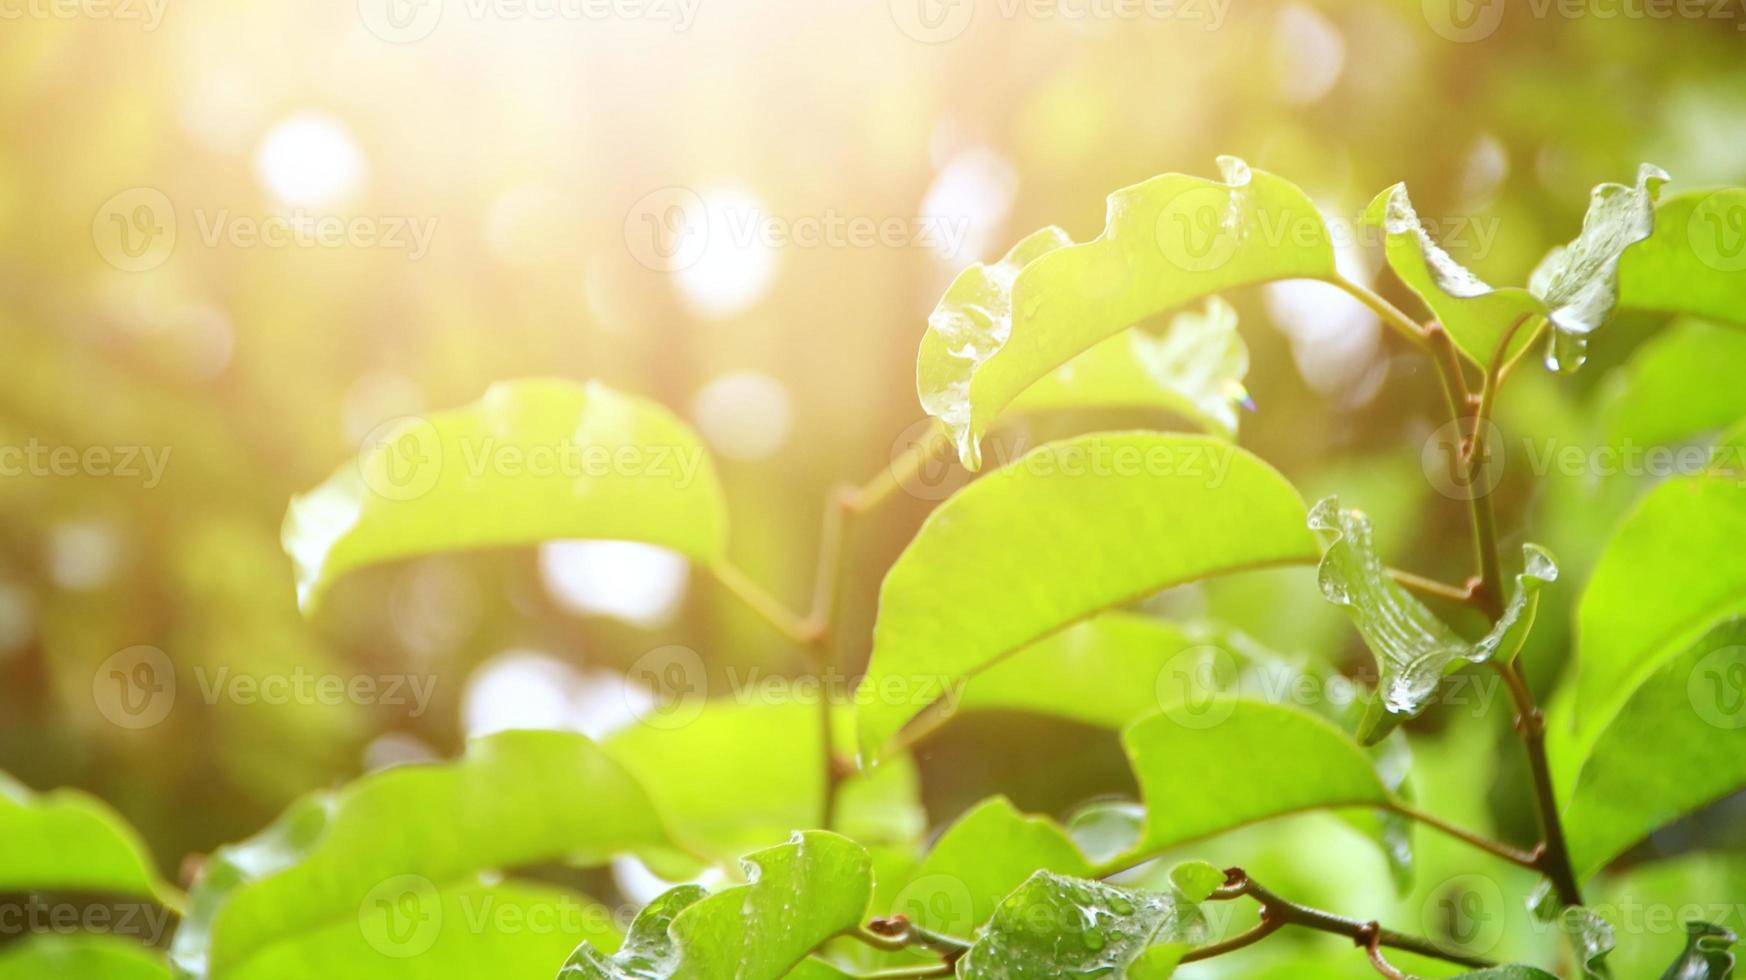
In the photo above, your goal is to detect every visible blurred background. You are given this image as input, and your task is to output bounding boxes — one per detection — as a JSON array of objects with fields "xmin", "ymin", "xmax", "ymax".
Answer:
[{"xmin": 2, "ymin": 0, "xmax": 1744, "ymax": 972}]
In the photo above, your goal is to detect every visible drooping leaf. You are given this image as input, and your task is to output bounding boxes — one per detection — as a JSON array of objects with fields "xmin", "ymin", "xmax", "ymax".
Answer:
[
  {"xmin": 1600, "ymin": 319, "xmax": 1746, "ymax": 450},
  {"xmin": 1558, "ymin": 906, "xmax": 1616, "ymax": 977},
  {"xmin": 1364, "ymin": 182, "xmax": 1543, "ymax": 365},
  {"xmin": 0, "ymin": 773, "xmax": 164, "ymax": 898},
  {"xmin": 955, "ymin": 872, "xmax": 1206, "ymax": 980},
  {"xmin": 602, "ymin": 700, "xmax": 924, "ymax": 864},
  {"xmin": 1529, "ymin": 163, "xmax": 1670, "ymax": 372},
  {"xmin": 1118, "ymin": 700, "xmax": 1393, "ymax": 862},
  {"xmin": 559, "ymin": 832, "xmax": 872, "ymax": 980},
  {"xmin": 855, "ymin": 432, "xmax": 1317, "ymax": 760},
  {"xmin": 1659, "ymin": 922, "xmax": 1738, "ymax": 980},
  {"xmin": 1004, "ymin": 297, "xmax": 1250, "ymax": 437},
  {"xmin": 283, "ymin": 379, "xmax": 727, "ymax": 612},
  {"xmin": 170, "ymin": 731, "xmax": 676, "ymax": 979},
  {"xmin": 1567, "ymin": 472, "xmax": 1746, "ymax": 772},
  {"xmin": 891, "ymin": 796, "xmax": 1091, "ymax": 939},
  {"xmin": 1563, "ymin": 617, "xmax": 1746, "ymax": 878},
  {"xmin": 0, "ymin": 935, "xmax": 170, "ymax": 980},
  {"xmin": 918, "ymin": 157, "xmax": 1336, "ymax": 469},
  {"xmin": 1310, "ymin": 496, "xmax": 1556, "ymax": 744},
  {"xmin": 1618, "ymin": 188, "xmax": 1746, "ymax": 328}
]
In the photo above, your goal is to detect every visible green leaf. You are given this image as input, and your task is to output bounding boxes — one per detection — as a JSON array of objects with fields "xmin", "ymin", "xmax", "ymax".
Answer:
[
  {"xmin": 1563, "ymin": 617, "xmax": 1746, "ymax": 878},
  {"xmin": 0, "ymin": 936, "xmax": 169, "ymax": 980},
  {"xmin": 855, "ymin": 431, "xmax": 1317, "ymax": 760},
  {"xmin": 1558, "ymin": 906, "xmax": 1616, "ymax": 978},
  {"xmin": 170, "ymin": 730, "xmax": 675, "ymax": 979},
  {"xmin": 1659, "ymin": 922, "xmax": 1738, "ymax": 980},
  {"xmin": 1454, "ymin": 969, "xmax": 1562, "ymax": 979},
  {"xmin": 559, "ymin": 832, "xmax": 872, "ymax": 980},
  {"xmin": 1568, "ymin": 473, "xmax": 1746, "ymax": 767},
  {"xmin": 918, "ymin": 157, "xmax": 1336, "ymax": 469},
  {"xmin": 602, "ymin": 701, "xmax": 924, "ymax": 863},
  {"xmin": 1600, "ymin": 318, "xmax": 1746, "ymax": 449},
  {"xmin": 1119, "ymin": 700, "xmax": 1392, "ymax": 860},
  {"xmin": 1591, "ymin": 852, "xmax": 1746, "ymax": 977},
  {"xmin": 1619, "ymin": 188, "xmax": 1746, "ymax": 328},
  {"xmin": 1364, "ymin": 182, "xmax": 1543, "ymax": 365},
  {"xmin": 1166, "ymin": 861, "xmax": 1227, "ymax": 903},
  {"xmin": 0, "ymin": 773, "xmax": 163, "ymax": 898},
  {"xmin": 283, "ymin": 378, "xmax": 726, "ymax": 612},
  {"xmin": 891, "ymin": 796, "xmax": 1091, "ymax": 939},
  {"xmin": 1004, "ymin": 297, "xmax": 1250, "ymax": 437},
  {"xmin": 1310, "ymin": 496, "xmax": 1556, "ymax": 744},
  {"xmin": 955, "ymin": 872, "xmax": 1206, "ymax": 980},
  {"xmin": 1530, "ymin": 163, "xmax": 1670, "ymax": 372}
]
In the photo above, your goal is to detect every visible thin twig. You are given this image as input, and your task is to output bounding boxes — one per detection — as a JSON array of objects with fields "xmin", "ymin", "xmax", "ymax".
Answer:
[
  {"xmin": 1333, "ymin": 275, "xmax": 1433, "ymax": 350},
  {"xmin": 1387, "ymin": 567, "xmax": 1479, "ymax": 606},
  {"xmin": 1386, "ymin": 801, "xmax": 1540, "ymax": 869}
]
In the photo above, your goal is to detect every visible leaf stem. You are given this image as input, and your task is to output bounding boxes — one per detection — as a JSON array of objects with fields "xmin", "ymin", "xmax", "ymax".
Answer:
[
  {"xmin": 710, "ymin": 560, "xmax": 818, "ymax": 646},
  {"xmin": 1385, "ymin": 801, "xmax": 1540, "ymax": 868},
  {"xmin": 1333, "ymin": 275, "xmax": 1432, "ymax": 350},
  {"xmin": 1386, "ymin": 567, "xmax": 1480, "ymax": 606},
  {"xmin": 1194, "ymin": 868, "xmax": 1498, "ymax": 972},
  {"xmin": 1490, "ymin": 658, "xmax": 1588, "ymax": 912}
]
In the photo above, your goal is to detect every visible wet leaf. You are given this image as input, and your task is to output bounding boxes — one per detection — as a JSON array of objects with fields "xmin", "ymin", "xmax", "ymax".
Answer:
[
  {"xmin": 170, "ymin": 731, "xmax": 675, "ymax": 979},
  {"xmin": 1310, "ymin": 496, "xmax": 1556, "ymax": 744},
  {"xmin": 855, "ymin": 431, "xmax": 1317, "ymax": 761},
  {"xmin": 1659, "ymin": 921, "xmax": 1738, "ymax": 979},
  {"xmin": 1004, "ymin": 297, "xmax": 1250, "ymax": 437},
  {"xmin": 918, "ymin": 157, "xmax": 1336, "ymax": 469},
  {"xmin": 559, "ymin": 832, "xmax": 872, "ymax": 980},
  {"xmin": 283, "ymin": 379, "xmax": 726, "ymax": 612},
  {"xmin": 1166, "ymin": 862, "xmax": 1227, "ymax": 903},
  {"xmin": 955, "ymin": 872, "xmax": 1205, "ymax": 980}
]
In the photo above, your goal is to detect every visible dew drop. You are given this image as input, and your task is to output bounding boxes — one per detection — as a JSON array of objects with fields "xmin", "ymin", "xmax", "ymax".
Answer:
[{"xmin": 1544, "ymin": 328, "xmax": 1589, "ymax": 375}]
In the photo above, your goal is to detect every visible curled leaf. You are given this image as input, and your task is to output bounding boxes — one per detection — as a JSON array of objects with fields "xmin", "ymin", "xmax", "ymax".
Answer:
[
  {"xmin": 918, "ymin": 157, "xmax": 1336, "ymax": 469},
  {"xmin": 1310, "ymin": 496, "xmax": 1557, "ymax": 744},
  {"xmin": 1559, "ymin": 906, "xmax": 1616, "ymax": 978},
  {"xmin": 1660, "ymin": 921, "xmax": 1738, "ymax": 979}
]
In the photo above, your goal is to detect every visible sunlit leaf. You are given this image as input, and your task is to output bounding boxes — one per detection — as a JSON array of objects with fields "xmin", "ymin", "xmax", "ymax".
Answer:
[
  {"xmin": 1659, "ymin": 922, "xmax": 1738, "ymax": 980},
  {"xmin": 1166, "ymin": 861, "xmax": 1227, "ymax": 903},
  {"xmin": 1364, "ymin": 182, "xmax": 1543, "ymax": 365},
  {"xmin": 1601, "ymin": 318, "xmax": 1746, "ymax": 449},
  {"xmin": 283, "ymin": 379, "xmax": 726, "ymax": 612},
  {"xmin": 955, "ymin": 872, "xmax": 1206, "ymax": 980},
  {"xmin": 170, "ymin": 731, "xmax": 676, "ymax": 979},
  {"xmin": 602, "ymin": 701, "xmax": 924, "ymax": 864},
  {"xmin": 1567, "ymin": 473, "xmax": 1746, "ymax": 770},
  {"xmin": 918, "ymin": 157, "xmax": 1336, "ymax": 469},
  {"xmin": 559, "ymin": 832, "xmax": 872, "ymax": 980},
  {"xmin": 1563, "ymin": 617, "xmax": 1746, "ymax": 878},
  {"xmin": 1118, "ymin": 700, "xmax": 1393, "ymax": 861},
  {"xmin": 1529, "ymin": 163, "xmax": 1670, "ymax": 372},
  {"xmin": 1619, "ymin": 189, "xmax": 1746, "ymax": 328},
  {"xmin": 1004, "ymin": 297, "xmax": 1250, "ymax": 437},
  {"xmin": 0, "ymin": 773, "xmax": 163, "ymax": 898},
  {"xmin": 891, "ymin": 796, "xmax": 1091, "ymax": 939},
  {"xmin": 0, "ymin": 935, "xmax": 169, "ymax": 980},
  {"xmin": 855, "ymin": 432, "xmax": 1316, "ymax": 761},
  {"xmin": 1310, "ymin": 496, "xmax": 1556, "ymax": 744}
]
